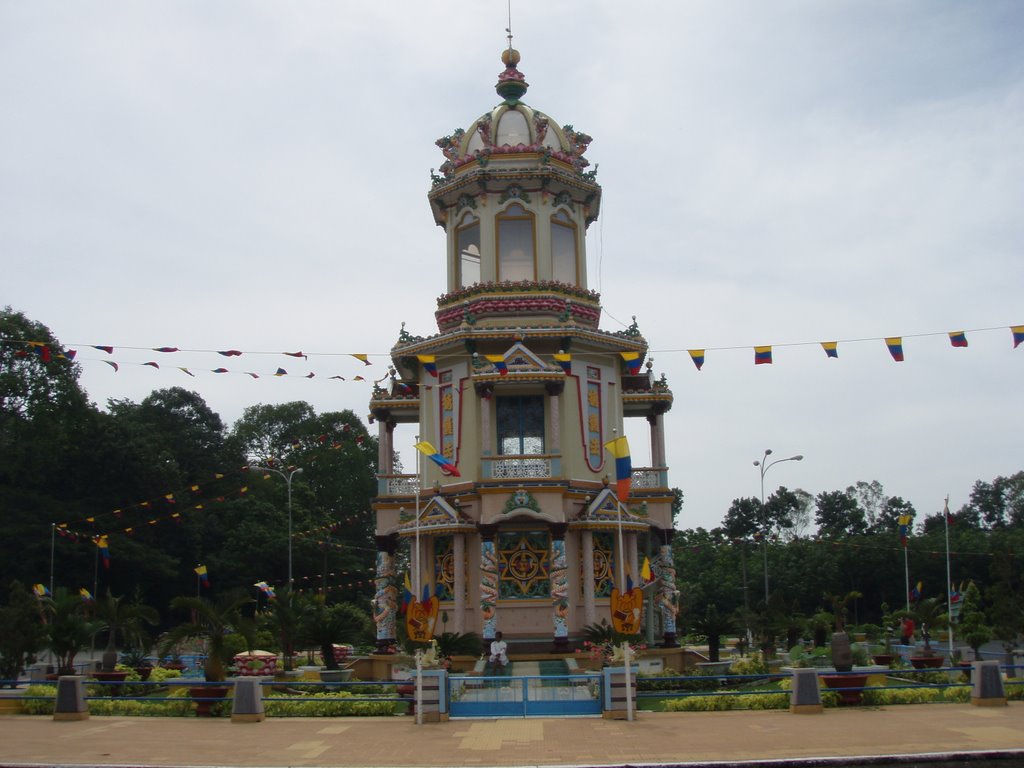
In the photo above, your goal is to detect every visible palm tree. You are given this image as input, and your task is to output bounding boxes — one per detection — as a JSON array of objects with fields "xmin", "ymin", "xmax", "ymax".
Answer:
[
  {"xmin": 161, "ymin": 595, "xmax": 254, "ymax": 681},
  {"xmin": 94, "ymin": 591, "xmax": 159, "ymax": 672},
  {"xmin": 43, "ymin": 589, "xmax": 104, "ymax": 675},
  {"xmin": 300, "ymin": 598, "xmax": 374, "ymax": 669},
  {"xmin": 257, "ymin": 588, "xmax": 306, "ymax": 671},
  {"xmin": 690, "ymin": 606, "xmax": 737, "ymax": 663}
]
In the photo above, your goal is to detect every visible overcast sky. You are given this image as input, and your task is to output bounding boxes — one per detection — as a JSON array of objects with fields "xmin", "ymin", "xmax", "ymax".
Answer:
[{"xmin": 3, "ymin": 1, "xmax": 1022, "ymax": 532}]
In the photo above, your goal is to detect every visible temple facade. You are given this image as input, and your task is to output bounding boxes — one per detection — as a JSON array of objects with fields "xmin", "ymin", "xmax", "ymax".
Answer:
[{"xmin": 369, "ymin": 47, "xmax": 677, "ymax": 654}]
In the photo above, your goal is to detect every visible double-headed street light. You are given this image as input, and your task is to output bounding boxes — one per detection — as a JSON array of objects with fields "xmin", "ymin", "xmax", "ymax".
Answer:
[
  {"xmin": 753, "ymin": 449, "xmax": 803, "ymax": 604},
  {"xmin": 249, "ymin": 461, "xmax": 303, "ymax": 588}
]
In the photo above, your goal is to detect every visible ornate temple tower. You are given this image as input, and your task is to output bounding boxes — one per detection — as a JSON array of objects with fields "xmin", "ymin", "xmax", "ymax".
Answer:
[{"xmin": 369, "ymin": 47, "xmax": 676, "ymax": 654}]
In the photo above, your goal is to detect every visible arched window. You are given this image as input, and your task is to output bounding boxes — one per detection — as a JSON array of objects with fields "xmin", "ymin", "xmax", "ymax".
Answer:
[
  {"xmin": 550, "ymin": 210, "xmax": 578, "ymax": 284},
  {"xmin": 456, "ymin": 212, "xmax": 480, "ymax": 288},
  {"xmin": 496, "ymin": 203, "xmax": 535, "ymax": 281},
  {"xmin": 496, "ymin": 395, "xmax": 545, "ymax": 455}
]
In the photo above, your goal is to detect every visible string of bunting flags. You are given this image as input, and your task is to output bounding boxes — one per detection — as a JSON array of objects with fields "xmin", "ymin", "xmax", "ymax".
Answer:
[
  {"xmin": 709, "ymin": 536, "xmax": 1021, "ymax": 561},
  {"xmin": 677, "ymin": 325, "xmax": 1023, "ymax": 370},
  {"xmin": 5, "ymin": 323, "xmax": 1021, "ymax": 381},
  {"xmin": 54, "ymin": 429, "xmax": 369, "ymax": 533}
]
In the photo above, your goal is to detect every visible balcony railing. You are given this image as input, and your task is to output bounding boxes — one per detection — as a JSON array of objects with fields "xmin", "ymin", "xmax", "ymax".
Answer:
[
  {"xmin": 631, "ymin": 467, "xmax": 668, "ymax": 489},
  {"xmin": 484, "ymin": 455, "xmax": 557, "ymax": 480},
  {"xmin": 378, "ymin": 474, "xmax": 420, "ymax": 496}
]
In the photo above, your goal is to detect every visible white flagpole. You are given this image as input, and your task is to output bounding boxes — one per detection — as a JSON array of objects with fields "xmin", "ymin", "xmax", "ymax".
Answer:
[
  {"xmin": 414, "ymin": 434, "xmax": 421, "ymax": 603},
  {"xmin": 944, "ymin": 495, "xmax": 953, "ymax": 655},
  {"xmin": 904, "ymin": 546, "xmax": 910, "ymax": 612},
  {"xmin": 49, "ymin": 523, "xmax": 56, "ymax": 595}
]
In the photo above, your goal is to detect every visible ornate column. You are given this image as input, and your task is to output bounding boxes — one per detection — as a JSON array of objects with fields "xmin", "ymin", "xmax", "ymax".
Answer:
[
  {"xmin": 657, "ymin": 529, "xmax": 679, "ymax": 647},
  {"xmin": 549, "ymin": 523, "xmax": 569, "ymax": 652},
  {"xmin": 478, "ymin": 523, "xmax": 499, "ymax": 641},
  {"xmin": 646, "ymin": 407, "xmax": 668, "ymax": 476},
  {"xmin": 377, "ymin": 419, "xmax": 391, "ymax": 475},
  {"xmin": 453, "ymin": 532, "xmax": 466, "ymax": 634},
  {"xmin": 372, "ymin": 534, "xmax": 398, "ymax": 653},
  {"xmin": 581, "ymin": 529, "xmax": 596, "ymax": 627},
  {"xmin": 545, "ymin": 380, "xmax": 564, "ymax": 455},
  {"xmin": 477, "ymin": 383, "xmax": 493, "ymax": 457}
]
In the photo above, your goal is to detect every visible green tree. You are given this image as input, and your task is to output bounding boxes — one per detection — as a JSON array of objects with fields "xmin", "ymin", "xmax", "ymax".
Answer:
[
  {"xmin": 0, "ymin": 581, "xmax": 49, "ymax": 685},
  {"xmin": 957, "ymin": 581, "xmax": 992, "ymax": 656},
  {"xmin": 815, "ymin": 490, "xmax": 865, "ymax": 538}
]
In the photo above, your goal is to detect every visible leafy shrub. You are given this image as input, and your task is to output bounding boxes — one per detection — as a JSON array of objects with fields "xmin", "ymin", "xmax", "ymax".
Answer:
[
  {"xmin": 730, "ymin": 653, "xmax": 769, "ymax": 675},
  {"xmin": 264, "ymin": 690, "xmax": 397, "ymax": 717},
  {"xmin": 22, "ymin": 684, "xmax": 56, "ymax": 714},
  {"xmin": 148, "ymin": 666, "xmax": 183, "ymax": 683}
]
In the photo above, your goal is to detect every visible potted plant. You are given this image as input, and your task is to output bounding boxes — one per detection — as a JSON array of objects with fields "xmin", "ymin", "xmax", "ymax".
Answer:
[
  {"xmin": 299, "ymin": 598, "xmax": 374, "ymax": 681},
  {"xmin": 821, "ymin": 591, "xmax": 867, "ymax": 705},
  {"xmin": 119, "ymin": 646, "xmax": 153, "ymax": 680},
  {"xmin": 161, "ymin": 594, "xmax": 255, "ymax": 716},
  {"xmin": 903, "ymin": 597, "xmax": 949, "ymax": 668},
  {"xmin": 871, "ymin": 604, "xmax": 899, "ymax": 666}
]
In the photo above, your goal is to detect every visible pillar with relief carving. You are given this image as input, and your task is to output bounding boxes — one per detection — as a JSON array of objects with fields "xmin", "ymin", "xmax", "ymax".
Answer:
[
  {"xmin": 478, "ymin": 524, "xmax": 499, "ymax": 641},
  {"xmin": 373, "ymin": 534, "xmax": 398, "ymax": 653},
  {"xmin": 550, "ymin": 523, "xmax": 569, "ymax": 652},
  {"xmin": 658, "ymin": 530, "xmax": 679, "ymax": 647},
  {"xmin": 453, "ymin": 532, "xmax": 466, "ymax": 634},
  {"xmin": 581, "ymin": 529, "xmax": 596, "ymax": 627}
]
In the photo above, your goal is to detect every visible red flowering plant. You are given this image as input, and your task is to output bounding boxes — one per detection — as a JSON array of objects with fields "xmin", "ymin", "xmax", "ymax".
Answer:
[{"xmin": 576, "ymin": 620, "xmax": 646, "ymax": 666}]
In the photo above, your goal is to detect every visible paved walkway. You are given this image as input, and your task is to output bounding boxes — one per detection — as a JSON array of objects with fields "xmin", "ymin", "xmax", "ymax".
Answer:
[{"xmin": 1, "ymin": 704, "xmax": 1022, "ymax": 768}]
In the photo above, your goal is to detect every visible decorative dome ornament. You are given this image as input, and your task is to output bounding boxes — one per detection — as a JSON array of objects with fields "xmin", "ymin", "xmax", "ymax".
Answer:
[{"xmin": 496, "ymin": 47, "xmax": 529, "ymax": 103}]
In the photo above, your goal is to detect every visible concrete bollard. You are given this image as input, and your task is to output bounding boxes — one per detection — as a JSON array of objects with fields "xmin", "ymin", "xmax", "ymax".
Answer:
[
  {"xmin": 53, "ymin": 675, "xmax": 89, "ymax": 721},
  {"xmin": 970, "ymin": 660, "xmax": 1006, "ymax": 707},
  {"xmin": 231, "ymin": 677, "xmax": 266, "ymax": 722},
  {"xmin": 601, "ymin": 666, "xmax": 638, "ymax": 720},
  {"xmin": 416, "ymin": 669, "xmax": 448, "ymax": 723},
  {"xmin": 789, "ymin": 668, "xmax": 823, "ymax": 714}
]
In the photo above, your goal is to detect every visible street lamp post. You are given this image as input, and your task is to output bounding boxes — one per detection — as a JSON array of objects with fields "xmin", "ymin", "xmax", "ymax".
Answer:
[
  {"xmin": 249, "ymin": 461, "xmax": 304, "ymax": 588},
  {"xmin": 753, "ymin": 449, "xmax": 803, "ymax": 605}
]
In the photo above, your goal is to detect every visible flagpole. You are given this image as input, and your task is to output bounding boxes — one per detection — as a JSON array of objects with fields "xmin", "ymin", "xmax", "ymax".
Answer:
[
  {"xmin": 944, "ymin": 495, "xmax": 953, "ymax": 655},
  {"xmin": 904, "ymin": 546, "xmax": 909, "ymax": 612},
  {"xmin": 414, "ymin": 434, "xmax": 421, "ymax": 602},
  {"xmin": 49, "ymin": 523, "xmax": 56, "ymax": 595}
]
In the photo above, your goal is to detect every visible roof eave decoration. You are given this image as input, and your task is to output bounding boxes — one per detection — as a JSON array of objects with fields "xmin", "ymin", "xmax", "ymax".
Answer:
[
  {"xmin": 395, "ymin": 497, "xmax": 475, "ymax": 537},
  {"xmin": 572, "ymin": 488, "xmax": 650, "ymax": 530}
]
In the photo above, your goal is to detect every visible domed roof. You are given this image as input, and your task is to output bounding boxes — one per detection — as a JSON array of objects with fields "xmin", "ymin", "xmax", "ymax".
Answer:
[{"xmin": 433, "ymin": 48, "xmax": 595, "ymax": 180}]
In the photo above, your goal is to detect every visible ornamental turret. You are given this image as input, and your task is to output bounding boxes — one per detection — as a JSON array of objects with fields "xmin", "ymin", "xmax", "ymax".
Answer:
[
  {"xmin": 429, "ymin": 49, "xmax": 601, "ymax": 310},
  {"xmin": 368, "ymin": 45, "xmax": 677, "ymax": 657}
]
